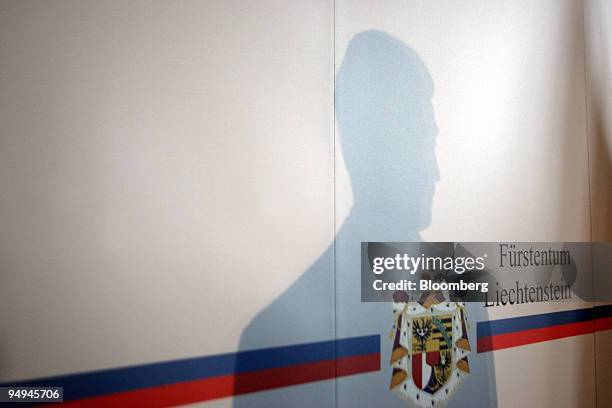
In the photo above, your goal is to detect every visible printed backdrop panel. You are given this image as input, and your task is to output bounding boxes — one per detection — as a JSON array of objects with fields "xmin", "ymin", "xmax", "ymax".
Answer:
[
  {"xmin": 0, "ymin": 1, "xmax": 609, "ymax": 407},
  {"xmin": 0, "ymin": 0, "xmax": 334, "ymax": 390},
  {"xmin": 335, "ymin": 1, "xmax": 594, "ymax": 407}
]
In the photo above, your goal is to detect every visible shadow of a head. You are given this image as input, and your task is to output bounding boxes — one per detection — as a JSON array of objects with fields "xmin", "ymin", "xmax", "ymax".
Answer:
[{"xmin": 336, "ymin": 30, "xmax": 439, "ymax": 232}]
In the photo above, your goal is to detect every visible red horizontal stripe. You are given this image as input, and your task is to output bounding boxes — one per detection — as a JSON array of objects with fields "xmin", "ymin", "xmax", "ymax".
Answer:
[
  {"xmin": 477, "ymin": 321, "xmax": 594, "ymax": 353},
  {"xmin": 595, "ymin": 317, "xmax": 612, "ymax": 332},
  {"xmin": 61, "ymin": 353, "xmax": 380, "ymax": 407}
]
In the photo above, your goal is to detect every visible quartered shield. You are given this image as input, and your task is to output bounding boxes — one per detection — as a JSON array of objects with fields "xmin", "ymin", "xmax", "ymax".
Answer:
[{"xmin": 389, "ymin": 297, "xmax": 471, "ymax": 407}]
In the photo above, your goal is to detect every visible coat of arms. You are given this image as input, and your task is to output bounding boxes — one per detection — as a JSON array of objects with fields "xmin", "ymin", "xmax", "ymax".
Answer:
[{"xmin": 389, "ymin": 291, "xmax": 471, "ymax": 407}]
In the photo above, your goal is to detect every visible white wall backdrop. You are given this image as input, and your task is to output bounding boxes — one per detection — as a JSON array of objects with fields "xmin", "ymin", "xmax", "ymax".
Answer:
[
  {"xmin": 0, "ymin": 1, "xmax": 609, "ymax": 407},
  {"xmin": 0, "ymin": 0, "xmax": 334, "ymax": 386}
]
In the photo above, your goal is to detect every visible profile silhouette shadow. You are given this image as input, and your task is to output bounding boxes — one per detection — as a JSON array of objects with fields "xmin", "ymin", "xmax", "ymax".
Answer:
[{"xmin": 233, "ymin": 30, "xmax": 497, "ymax": 407}]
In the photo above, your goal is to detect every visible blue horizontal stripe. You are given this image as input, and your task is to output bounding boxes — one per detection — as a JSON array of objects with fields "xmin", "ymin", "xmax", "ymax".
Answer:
[
  {"xmin": 0, "ymin": 335, "xmax": 379, "ymax": 402},
  {"xmin": 593, "ymin": 304, "xmax": 612, "ymax": 319}
]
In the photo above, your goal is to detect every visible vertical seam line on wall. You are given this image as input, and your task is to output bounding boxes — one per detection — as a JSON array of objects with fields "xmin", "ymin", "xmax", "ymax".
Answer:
[
  {"xmin": 581, "ymin": 0, "xmax": 594, "ymax": 242},
  {"xmin": 580, "ymin": 1, "xmax": 598, "ymax": 407},
  {"xmin": 332, "ymin": 0, "xmax": 338, "ymax": 407}
]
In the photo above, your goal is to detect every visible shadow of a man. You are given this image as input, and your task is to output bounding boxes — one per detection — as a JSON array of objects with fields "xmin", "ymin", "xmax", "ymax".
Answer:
[{"xmin": 233, "ymin": 30, "xmax": 496, "ymax": 408}]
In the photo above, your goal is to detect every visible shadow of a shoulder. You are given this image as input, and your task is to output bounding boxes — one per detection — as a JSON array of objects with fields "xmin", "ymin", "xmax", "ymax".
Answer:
[
  {"xmin": 232, "ymin": 241, "xmax": 499, "ymax": 408},
  {"xmin": 232, "ymin": 247, "xmax": 335, "ymax": 408}
]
